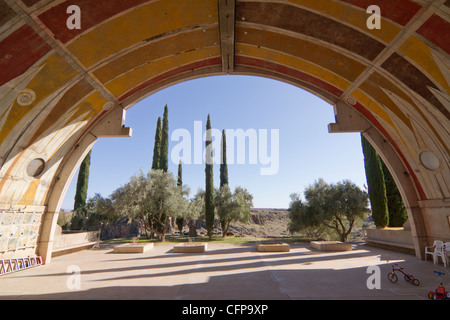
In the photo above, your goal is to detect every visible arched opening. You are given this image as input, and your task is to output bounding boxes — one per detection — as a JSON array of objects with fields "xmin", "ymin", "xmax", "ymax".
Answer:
[{"xmin": 62, "ymin": 75, "xmax": 368, "ymax": 212}]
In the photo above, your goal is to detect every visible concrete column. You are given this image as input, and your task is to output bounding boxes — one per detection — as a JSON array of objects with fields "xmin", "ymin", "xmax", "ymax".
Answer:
[
  {"xmin": 418, "ymin": 199, "xmax": 450, "ymax": 243},
  {"xmin": 37, "ymin": 133, "xmax": 97, "ymax": 264}
]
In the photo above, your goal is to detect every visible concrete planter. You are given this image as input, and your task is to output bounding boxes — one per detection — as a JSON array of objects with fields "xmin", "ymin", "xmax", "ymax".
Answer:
[
  {"xmin": 113, "ymin": 243, "xmax": 154, "ymax": 253},
  {"xmin": 310, "ymin": 241, "xmax": 352, "ymax": 251},
  {"xmin": 256, "ymin": 243, "xmax": 290, "ymax": 252},
  {"xmin": 173, "ymin": 243, "xmax": 207, "ymax": 253}
]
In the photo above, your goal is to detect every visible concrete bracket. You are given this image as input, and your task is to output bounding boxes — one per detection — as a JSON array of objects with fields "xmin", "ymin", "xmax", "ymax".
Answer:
[
  {"xmin": 328, "ymin": 100, "xmax": 371, "ymax": 133},
  {"xmin": 90, "ymin": 107, "xmax": 132, "ymax": 138}
]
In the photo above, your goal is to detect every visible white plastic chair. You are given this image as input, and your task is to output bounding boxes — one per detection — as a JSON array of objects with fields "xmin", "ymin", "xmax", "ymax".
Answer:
[
  {"xmin": 425, "ymin": 240, "xmax": 447, "ymax": 267},
  {"xmin": 445, "ymin": 242, "xmax": 450, "ymax": 268}
]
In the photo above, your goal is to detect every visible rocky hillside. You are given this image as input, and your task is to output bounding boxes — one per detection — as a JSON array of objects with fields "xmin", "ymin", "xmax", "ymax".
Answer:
[
  {"xmin": 228, "ymin": 208, "xmax": 291, "ymax": 238},
  {"xmin": 227, "ymin": 208, "xmax": 372, "ymax": 242}
]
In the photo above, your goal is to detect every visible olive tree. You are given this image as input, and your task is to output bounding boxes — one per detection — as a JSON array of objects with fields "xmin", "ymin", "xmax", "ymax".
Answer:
[
  {"xmin": 112, "ymin": 169, "xmax": 189, "ymax": 241},
  {"xmin": 289, "ymin": 179, "xmax": 369, "ymax": 242},
  {"xmin": 215, "ymin": 185, "xmax": 253, "ymax": 237}
]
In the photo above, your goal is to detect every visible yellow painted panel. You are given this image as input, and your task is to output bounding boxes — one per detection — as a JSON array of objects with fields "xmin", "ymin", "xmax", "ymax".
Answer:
[
  {"xmin": 19, "ymin": 179, "xmax": 40, "ymax": 205},
  {"xmin": 106, "ymin": 46, "xmax": 220, "ymax": 97},
  {"xmin": 68, "ymin": 0, "xmax": 218, "ymax": 67},
  {"xmin": 237, "ymin": 43, "xmax": 351, "ymax": 92},
  {"xmin": 352, "ymin": 89, "xmax": 395, "ymax": 128},
  {"xmin": 399, "ymin": 36, "xmax": 449, "ymax": 91},
  {"xmin": 289, "ymin": 0, "xmax": 401, "ymax": 43}
]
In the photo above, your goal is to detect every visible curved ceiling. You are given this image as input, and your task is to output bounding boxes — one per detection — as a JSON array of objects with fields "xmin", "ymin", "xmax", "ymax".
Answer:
[{"xmin": 0, "ymin": 0, "xmax": 448, "ymax": 209}]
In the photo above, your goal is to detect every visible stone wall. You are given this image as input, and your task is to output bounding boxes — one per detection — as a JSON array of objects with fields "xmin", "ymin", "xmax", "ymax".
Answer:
[
  {"xmin": 100, "ymin": 216, "xmax": 140, "ymax": 240},
  {"xmin": 0, "ymin": 205, "xmax": 44, "ymax": 259}
]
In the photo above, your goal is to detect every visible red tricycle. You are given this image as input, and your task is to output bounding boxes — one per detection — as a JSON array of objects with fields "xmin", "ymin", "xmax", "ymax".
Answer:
[
  {"xmin": 387, "ymin": 263, "xmax": 420, "ymax": 286},
  {"xmin": 428, "ymin": 271, "xmax": 450, "ymax": 300}
]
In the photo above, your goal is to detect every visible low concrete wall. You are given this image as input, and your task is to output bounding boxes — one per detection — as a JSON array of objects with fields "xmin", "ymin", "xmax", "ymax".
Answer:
[
  {"xmin": 53, "ymin": 230, "xmax": 100, "ymax": 249},
  {"xmin": 365, "ymin": 226, "xmax": 415, "ymax": 254},
  {"xmin": 52, "ymin": 225, "xmax": 99, "ymax": 257}
]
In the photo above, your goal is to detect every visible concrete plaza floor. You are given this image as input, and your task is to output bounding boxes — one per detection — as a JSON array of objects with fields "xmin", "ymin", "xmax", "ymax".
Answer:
[{"xmin": 1, "ymin": 242, "xmax": 448, "ymax": 300}]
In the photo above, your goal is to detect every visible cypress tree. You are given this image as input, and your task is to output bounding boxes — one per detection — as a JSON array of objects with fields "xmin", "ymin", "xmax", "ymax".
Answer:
[
  {"xmin": 74, "ymin": 150, "xmax": 91, "ymax": 211},
  {"xmin": 205, "ymin": 114, "xmax": 215, "ymax": 239},
  {"xmin": 177, "ymin": 160, "xmax": 182, "ymax": 187},
  {"xmin": 72, "ymin": 150, "xmax": 91, "ymax": 230},
  {"xmin": 220, "ymin": 129, "xmax": 228, "ymax": 188},
  {"xmin": 160, "ymin": 105, "xmax": 169, "ymax": 172},
  {"xmin": 176, "ymin": 160, "xmax": 184, "ymax": 233},
  {"xmin": 361, "ymin": 135, "xmax": 389, "ymax": 228},
  {"xmin": 381, "ymin": 161, "xmax": 408, "ymax": 227},
  {"xmin": 151, "ymin": 117, "xmax": 162, "ymax": 170}
]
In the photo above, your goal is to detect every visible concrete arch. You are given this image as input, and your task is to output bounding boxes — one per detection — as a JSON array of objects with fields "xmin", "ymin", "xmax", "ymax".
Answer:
[{"xmin": 0, "ymin": 0, "xmax": 448, "ymax": 263}]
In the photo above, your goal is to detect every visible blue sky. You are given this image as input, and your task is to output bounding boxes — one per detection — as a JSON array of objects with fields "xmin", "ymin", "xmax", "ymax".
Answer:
[{"xmin": 62, "ymin": 75, "xmax": 367, "ymax": 210}]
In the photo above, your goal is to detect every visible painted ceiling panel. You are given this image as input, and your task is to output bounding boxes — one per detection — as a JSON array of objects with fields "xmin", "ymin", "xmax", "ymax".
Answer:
[
  {"xmin": 118, "ymin": 57, "xmax": 222, "ymax": 102},
  {"xmin": 339, "ymin": 0, "xmax": 422, "ymax": 26},
  {"xmin": 93, "ymin": 27, "xmax": 220, "ymax": 84},
  {"xmin": 235, "ymin": 27, "xmax": 367, "ymax": 82},
  {"xmin": 0, "ymin": 24, "xmax": 52, "ymax": 87},
  {"xmin": 236, "ymin": 1, "xmax": 386, "ymax": 61},
  {"xmin": 416, "ymin": 14, "xmax": 450, "ymax": 54},
  {"xmin": 288, "ymin": 0, "xmax": 402, "ymax": 43},
  {"xmin": 106, "ymin": 46, "xmax": 220, "ymax": 97},
  {"xmin": 65, "ymin": 0, "xmax": 218, "ymax": 68},
  {"xmin": 38, "ymin": 0, "xmax": 153, "ymax": 43}
]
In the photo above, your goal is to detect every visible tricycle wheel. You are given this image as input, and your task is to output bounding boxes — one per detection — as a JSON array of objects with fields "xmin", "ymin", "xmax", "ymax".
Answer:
[
  {"xmin": 388, "ymin": 273, "xmax": 398, "ymax": 283},
  {"xmin": 413, "ymin": 279, "xmax": 420, "ymax": 286},
  {"xmin": 428, "ymin": 292, "xmax": 436, "ymax": 300}
]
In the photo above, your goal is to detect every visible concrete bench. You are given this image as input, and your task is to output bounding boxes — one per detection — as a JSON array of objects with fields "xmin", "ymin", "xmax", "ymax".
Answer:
[
  {"xmin": 310, "ymin": 241, "xmax": 352, "ymax": 251},
  {"xmin": 256, "ymin": 243, "xmax": 290, "ymax": 252},
  {"xmin": 173, "ymin": 243, "xmax": 207, "ymax": 253},
  {"xmin": 113, "ymin": 243, "xmax": 154, "ymax": 253}
]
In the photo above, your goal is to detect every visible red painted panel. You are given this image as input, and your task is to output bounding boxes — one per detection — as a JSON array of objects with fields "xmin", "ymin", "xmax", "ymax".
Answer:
[
  {"xmin": 416, "ymin": 14, "xmax": 450, "ymax": 54},
  {"xmin": 38, "ymin": 0, "xmax": 149, "ymax": 43},
  {"xmin": 0, "ymin": 24, "xmax": 51, "ymax": 86},
  {"xmin": 235, "ymin": 56, "xmax": 344, "ymax": 98},
  {"xmin": 339, "ymin": 0, "xmax": 422, "ymax": 26},
  {"xmin": 118, "ymin": 57, "xmax": 221, "ymax": 102}
]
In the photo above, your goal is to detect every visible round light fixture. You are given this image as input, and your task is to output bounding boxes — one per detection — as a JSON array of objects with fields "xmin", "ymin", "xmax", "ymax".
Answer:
[
  {"xmin": 26, "ymin": 158, "xmax": 45, "ymax": 178},
  {"xmin": 419, "ymin": 151, "xmax": 440, "ymax": 171}
]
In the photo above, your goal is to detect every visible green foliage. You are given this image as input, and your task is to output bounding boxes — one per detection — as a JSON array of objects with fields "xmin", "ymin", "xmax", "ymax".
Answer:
[
  {"xmin": 220, "ymin": 130, "xmax": 228, "ymax": 188},
  {"xmin": 70, "ymin": 193, "xmax": 116, "ymax": 231},
  {"xmin": 189, "ymin": 188, "xmax": 206, "ymax": 220},
  {"xmin": 73, "ymin": 150, "xmax": 91, "ymax": 211},
  {"xmin": 361, "ymin": 135, "xmax": 389, "ymax": 228},
  {"xmin": 381, "ymin": 161, "xmax": 408, "ymax": 227},
  {"xmin": 288, "ymin": 179, "xmax": 369, "ymax": 242},
  {"xmin": 177, "ymin": 160, "xmax": 183, "ymax": 187},
  {"xmin": 151, "ymin": 117, "xmax": 162, "ymax": 170},
  {"xmin": 215, "ymin": 185, "xmax": 253, "ymax": 237},
  {"xmin": 205, "ymin": 114, "xmax": 215, "ymax": 239},
  {"xmin": 112, "ymin": 169, "xmax": 189, "ymax": 241},
  {"xmin": 72, "ymin": 150, "xmax": 91, "ymax": 229},
  {"xmin": 176, "ymin": 160, "xmax": 184, "ymax": 233},
  {"xmin": 160, "ymin": 105, "xmax": 169, "ymax": 172}
]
